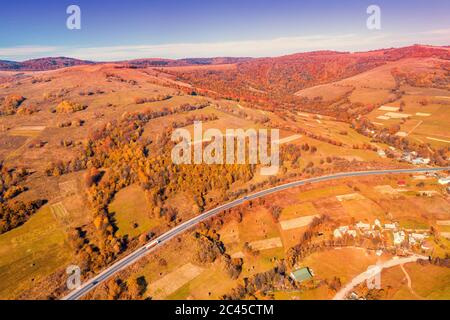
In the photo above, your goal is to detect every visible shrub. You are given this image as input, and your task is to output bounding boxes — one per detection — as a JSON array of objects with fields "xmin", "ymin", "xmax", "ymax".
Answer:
[
  {"xmin": 0, "ymin": 94, "xmax": 26, "ymax": 115},
  {"xmin": 55, "ymin": 100, "xmax": 87, "ymax": 113}
]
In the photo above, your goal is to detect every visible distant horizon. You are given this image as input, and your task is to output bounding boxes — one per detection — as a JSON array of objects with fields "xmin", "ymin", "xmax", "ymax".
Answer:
[
  {"xmin": 2, "ymin": 43, "xmax": 449, "ymax": 63},
  {"xmin": 1, "ymin": 0, "xmax": 449, "ymax": 61}
]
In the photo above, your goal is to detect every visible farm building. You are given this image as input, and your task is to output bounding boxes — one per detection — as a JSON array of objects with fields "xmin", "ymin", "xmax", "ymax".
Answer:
[
  {"xmin": 356, "ymin": 222, "xmax": 371, "ymax": 230},
  {"xmin": 290, "ymin": 267, "xmax": 314, "ymax": 283},
  {"xmin": 397, "ymin": 180, "xmax": 406, "ymax": 187},
  {"xmin": 373, "ymin": 219, "xmax": 382, "ymax": 229},
  {"xmin": 333, "ymin": 229, "xmax": 343, "ymax": 239},
  {"xmin": 412, "ymin": 158, "xmax": 430, "ymax": 165},
  {"xmin": 347, "ymin": 230, "xmax": 357, "ymax": 237},
  {"xmin": 384, "ymin": 223, "xmax": 397, "ymax": 230},
  {"xmin": 393, "ymin": 231, "xmax": 406, "ymax": 245}
]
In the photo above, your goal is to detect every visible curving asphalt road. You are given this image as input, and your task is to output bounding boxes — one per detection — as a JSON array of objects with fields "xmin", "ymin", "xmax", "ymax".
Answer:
[{"xmin": 62, "ymin": 167, "xmax": 449, "ymax": 300}]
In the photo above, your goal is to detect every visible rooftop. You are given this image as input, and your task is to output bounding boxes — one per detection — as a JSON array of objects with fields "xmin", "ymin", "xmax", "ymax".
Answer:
[{"xmin": 290, "ymin": 267, "xmax": 313, "ymax": 282}]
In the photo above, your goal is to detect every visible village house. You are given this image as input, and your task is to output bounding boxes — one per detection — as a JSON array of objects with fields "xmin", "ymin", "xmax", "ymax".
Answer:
[
  {"xmin": 373, "ymin": 219, "xmax": 382, "ymax": 229},
  {"xmin": 364, "ymin": 230, "xmax": 379, "ymax": 238},
  {"xmin": 333, "ymin": 226, "xmax": 355, "ymax": 238},
  {"xmin": 397, "ymin": 180, "xmax": 407, "ymax": 187},
  {"xmin": 402, "ymin": 152, "xmax": 415, "ymax": 162},
  {"xmin": 393, "ymin": 231, "xmax": 406, "ymax": 245},
  {"xmin": 338, "ymin": 226, "xmax": 349, "ymax": 233},
  {"xmin": 408, "ymin": 233, "xmax": 428, "ymax": 246},
  {"xmin": 384, "ymin": 223, "xmax": 397, "ymax": 230},
  {"xmin": 412, "ymin": 157, "xmax": 430, "ymax": 165},
  {"xmin": 347, "ymin": 230, "xmax": 357, "ymax": 238},
  {"xmin": 356, "ymin": 221, "xmax": 371, "ymax": 230},
  {"xmin": 377, "ymin": 149, "xmax": 386, "ymax": 158},
  {"xmin": 333, "ymin": 229, "xmax": 343, "ymax": 239},
  {"xmin": 410, "ymin": 233, "xmax": 427, "ymax": 241}
]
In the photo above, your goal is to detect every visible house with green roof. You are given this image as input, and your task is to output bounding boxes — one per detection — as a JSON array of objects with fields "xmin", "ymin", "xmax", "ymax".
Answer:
[{"xmin": 290, "ymin": 267, "xmax": 314, "ymax": 282}]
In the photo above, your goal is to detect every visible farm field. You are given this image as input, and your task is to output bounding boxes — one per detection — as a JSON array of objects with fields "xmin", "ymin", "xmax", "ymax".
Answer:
[
  {"xmin": 109, "ymin": 184, "xmax": 159, "ymax": 239},
  {"xmin": 0, "ymin": 206, "xmax": 73, "ymax": 299},
  {"xmin": 0, "ymin": 44, "xmax": 448, "ymax": 301},
  {"xmin": 83, "ymin": 171, "xmax": 450, "ymax": 300},
  {"xmin": 378, "ymin": 263, "xmax": 450, "ymax": 300}
]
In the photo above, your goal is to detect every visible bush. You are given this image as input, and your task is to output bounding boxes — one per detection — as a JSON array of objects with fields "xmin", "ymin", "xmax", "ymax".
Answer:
[
  {"xmin": 0, "ymin": 94, "xmax": 26, "ymax": 115},
  {"xmin": 55, "ymin": 100, "xmax": 87, "ymax": 113}
]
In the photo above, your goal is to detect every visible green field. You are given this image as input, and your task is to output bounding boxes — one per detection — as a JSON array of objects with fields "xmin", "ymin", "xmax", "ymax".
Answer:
[
  {"xmin": 280, "ymin": 202, "xmax": 318, "ymax": 221},
  {"xmin": 0, "ymin": 206, "xmax": 72, "ymax": 299},
  {"xmin": 109, "ymin": 184, "xmax": 159, "ymax": 238},
  {"xmin": 297, "ymin": 185, "xmax": 353, "ymax": 202}
]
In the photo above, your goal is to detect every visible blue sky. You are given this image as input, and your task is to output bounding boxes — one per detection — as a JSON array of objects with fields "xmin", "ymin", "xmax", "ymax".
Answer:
[{"xmin": 0, "ymin": 0, "xmax": 449, "ymax": 61}]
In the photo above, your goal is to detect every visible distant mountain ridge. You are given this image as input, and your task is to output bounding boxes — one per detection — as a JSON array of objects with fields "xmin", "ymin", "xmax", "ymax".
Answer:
[
  {"xmin": 0, "ymin": 57, "xmax": 95, "ymax": 71},
  {"xmin": 123, "ymin": 57, "xmax": 252, "ymax": 68},
  {"xmin": 1, "ymin": 44, "xmax": 448, "ymax": 71},
  {"xmin": 0, "ymin": 56, "xmax": 252, "ymax": 71}
]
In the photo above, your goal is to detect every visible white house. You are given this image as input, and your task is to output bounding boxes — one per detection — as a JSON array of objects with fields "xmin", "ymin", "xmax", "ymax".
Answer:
[
  {"xmin": 347, "ymin": 230, "xmax": 357, "ymax": 238},
  {"xmin": 438, "ymin": 177, "xmax": 450, "ymax": 185},
  {"xmin": 356, "ymin": 222, "xmax": 371, "ymax": 230},
  {"xmin": 408, "ymin": 233, "xmax": 427, "ymax": 245},
  {"xmin": 411, "ymin": 233, "xmax": 427, "ymax": 241},
  {"xmin": 384, "ymin": 223, "xmax": 397, "ymax": 230},
  {"xmin": 365, "ymin": 230, "xmax": 378, "ymax": 238},
  {"xmin": 377, "ymin": 150, "xmax": 386, "ymax": 158},
  {"xmin": 412, "ymin": 157, "xmax": 430, "ymax": 165},
  {"xmin": 333, "ymin": 229, "xmax": 343, "ymax": 239},
  {"xmin": 393, "ymin": 231, "xmax": 406, "ymax": 245},
  {"xmin": 373, "ymin": 219, "xmax": 382, "ymax": 229}
]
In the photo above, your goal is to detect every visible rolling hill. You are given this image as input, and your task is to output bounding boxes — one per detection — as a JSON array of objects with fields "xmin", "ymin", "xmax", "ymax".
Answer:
[{"xmin": 0, "ymin": 57, "xmax": 95, "ymax": 71}]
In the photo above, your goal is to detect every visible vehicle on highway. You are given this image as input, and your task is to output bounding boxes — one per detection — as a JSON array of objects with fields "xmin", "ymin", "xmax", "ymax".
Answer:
[{"xmin": 145, "ymin": 239, "xmax": 161, "ymax": 249}]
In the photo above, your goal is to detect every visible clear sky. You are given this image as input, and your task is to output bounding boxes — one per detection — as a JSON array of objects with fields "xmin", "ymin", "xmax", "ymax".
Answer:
[{"xmin": 0, "ymin": 0, "xmax": 449, "ymax": 61}]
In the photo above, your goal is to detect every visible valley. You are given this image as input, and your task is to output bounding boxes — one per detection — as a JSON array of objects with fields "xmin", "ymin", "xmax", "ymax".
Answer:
[{"xmin": 0, "ymin": 45, "xmax": 449, "ymax": 300}]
